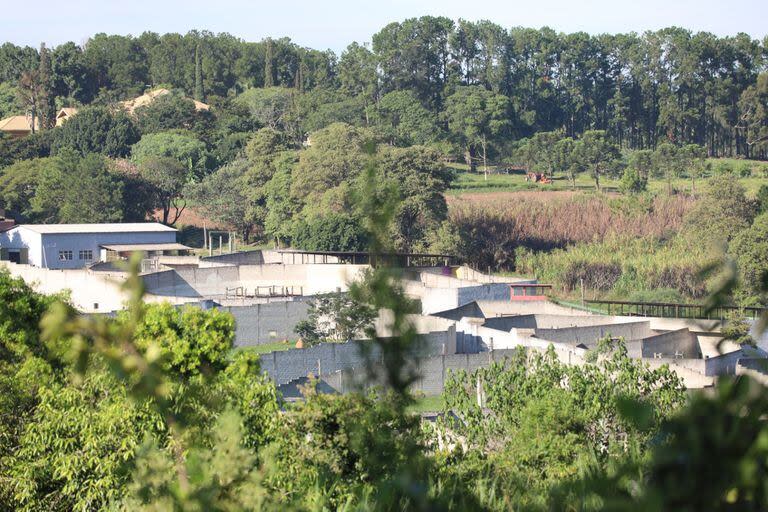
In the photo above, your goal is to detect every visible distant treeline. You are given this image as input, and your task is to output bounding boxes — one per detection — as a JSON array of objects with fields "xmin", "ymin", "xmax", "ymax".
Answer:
[{"xmin": 1, "ymin": 19, "xmax": 767, "ymax": 158}]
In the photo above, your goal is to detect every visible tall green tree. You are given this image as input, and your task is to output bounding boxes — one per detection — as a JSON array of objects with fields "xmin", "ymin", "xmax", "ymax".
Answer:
[
  {"xmin": 572, "ymin": 130, "xmax": 620, "ymax": 190},
  {"xmin": 32, "ymin": 150, "xmax": 124, "ymax": 223},
  {"xmin": 443, "ymin": 85, "xmax": 511, "ymax": 173},
  {"xmin": 51, "ymin": 106, "xmax": 139, "ymax": 157}
]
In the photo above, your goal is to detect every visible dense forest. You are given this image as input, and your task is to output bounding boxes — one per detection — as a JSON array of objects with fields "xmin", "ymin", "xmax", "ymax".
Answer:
[{"xmin": 1, "ymin": 20, "xmax": 767, "ymax": 158}]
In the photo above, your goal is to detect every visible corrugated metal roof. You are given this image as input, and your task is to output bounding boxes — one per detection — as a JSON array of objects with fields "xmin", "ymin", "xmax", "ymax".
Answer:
[
  {"xmin": 101, "ymin": 242, "xmax": 190, "ymax": 251},
  {"xmin": 15, "ymin": 223, "xmax": 176, "ymax": 234}
]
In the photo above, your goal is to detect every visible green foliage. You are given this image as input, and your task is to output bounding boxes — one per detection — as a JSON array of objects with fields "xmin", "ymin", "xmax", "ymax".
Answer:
[
  {"xmin": 0, "ymin": 81, "xmax": 19, "ymax": 118},
  {"xmin": 440, "ymin": 341, "xmax": 685, "ymax": 505},
  {"xmin": 134, "ymin": 91, "xmax": 199, "ymax": 134},
  {"xmin": 370, "ymin": 90, "xmax": 440, "ymax": 146},
  {"xmin": 721, "ymin": 311, "xmax": 756, "ymax": 346},
  {"xmin": 684, "ymin": 174, "xmax": 757, "ymax": 246},
  {"xmin": 186, "ymin": 158, "xmax": 254, "ymax": 238},
  {"xmin": 236, "ymin": 86, "xmax": 295, "ymax": 134},
  {"xmin": 0, "ymin": 157, "xmax": 51, "ymax": 221},
  {"xmin": 291, "ymin": 122, "xmax": 367, "ymax": 200},
  {"xmin": 729, "ymin": 212, "xmax": 768, "ymax": 305},
  {"xmin": 131, "ymin": 130, "xmax": 210, "ymax": 179},
  {"xmin": 295, "ymin": 290, "xmax": 377, "ymax": 344},
  {"xmin": 0, "ymin": 130, "xmax": 52, "ymax": 169},
  {"xmin": 572, "ymin": 130, "xmax": 621, "ymax": 190},
  {"xmin": 51, "ymin": 105, "xmax": 139, "ymax": 157},
  {"xmin": 619, "ymin": 166, "xmax": 647, "ymax": 194},
  {"xmin": 32, "ymin": 150, "xmax": 125, "ymax": 223},
  {"xmin": 757, "ymin": 184, "xmax": 768, "ymax": 214},
  {"xmin": 517, "ymin": 235, "xmax": 716, "ymax": 299},
  {"xmin": 130, "ymin": 303, "xmax": 234, "ymax": 376},
  {"xmin": 443, "ymin": 85, "xmax": 510, "ymax": 170},
  {"xmin": 291, "ymin": 213, "xmax": 369, "ymax": 252}
]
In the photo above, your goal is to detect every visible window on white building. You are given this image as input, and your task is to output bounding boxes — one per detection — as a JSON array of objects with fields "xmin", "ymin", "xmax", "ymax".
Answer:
[
  {"xmin": 58, "ymin": 250, "xmax": 73, "ymax": 261},
  {"xmin": 78, "ymin": 249, "xmax": 93, "ymax": 260}
]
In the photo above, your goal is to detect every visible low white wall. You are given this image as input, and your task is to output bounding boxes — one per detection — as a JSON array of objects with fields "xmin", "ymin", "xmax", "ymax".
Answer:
[{"xmin": 0, "ymin": 261, "xmax": 128, "ymax": 312}]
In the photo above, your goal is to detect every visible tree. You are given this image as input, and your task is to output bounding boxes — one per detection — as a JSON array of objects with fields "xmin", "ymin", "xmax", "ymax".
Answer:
[
  {"xmin": 519, "ymin": 131, "xmax": 562, "ymax": 178},
  {"xmin": 295, "ymin": 290, "xmax": 377, "ymax": 344},
  {"xmin": 134, "ymin": 92, "xmax": 198, "ymax": 134},
  {"xmin": 757, "ymin": 184, "xmax": 768, "ymax": 214},
  {"xmin": 620, "ymin": 167, "xmax": 648, "ymax": 195},
  {"xmin": 131, "ymin": 130, "xmax": 210, "ymax": 180},
  {"xmin": 51, "ymin": 106, "xmax": 139, "ymax": 157},
  {"xmin": 443, "ymin": 85, "xmax": 510, "ymax": 174},
  {"xmin": 0, "ymin": 82, "xmax": 19, "ymax": 119},
  {"xmin": 684, "ymin": 175, "xmax": 757, "ymax": 245},
  {"xmin": 35, "ymin": 43, "xmax": 55, "ymax": 130},
  {"xmin": 15, "ymin": 69, "xmax": 45, "ymax": 134},
  {"xmin": 338, "ymin": 42, "xmax": 378, "ymax": 121},
  {"xmin": 290, "ymin": 123, "xmax": 367, "ymax": 200},
  {"xmin": 236, "ymin": 86, "xmax": 295, "ymax": 135},
  {"xmin": 653, "ymin": 143, "xmax": 685, "ymax": 195},
  {"xmin": 186, "ymin": 158, "xmax": 254, "ymax": 240},
  {"xmin": 378, "ymin": 145, "xmax": 454, "ymax": 251},
  {"xmin": 0, "ymin": 158, "xmax": 53, "ymax": 221},
  {"xmin": 572, "ymin": 130, "xmax": 620, "ymax": 190},
  {"xmin": 627, "ymin": 149, "xmax": 654, "ymax": 181},
  {"xmin": 729, "ymin": 212, "xmax": 768, "ymax": 306},
  {"xmin": 738, "ymin": 73, "xmax": 768, "ymax": 157},
  {"xmin": 679, "ymin": 143, "xmax": 707, "ymax": 195},
  {"xmin": 552, "ymin": 137, "xmax": 578, "ymax": 188},
  {"xmin": 32, "ymin": 150, "xmax": 124, "ymax": 223},
  {"xmin": 369, "ymin": 90, "xmax": 440, "ymax": 146},
  {"xmin": 291, "ymin": 213, "xmax": 369, "ymax": 253}
]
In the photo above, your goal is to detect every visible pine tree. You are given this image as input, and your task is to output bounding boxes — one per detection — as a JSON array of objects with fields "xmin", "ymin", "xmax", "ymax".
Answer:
[
  {"xmin": 37, "ymin": 43, "xmax": 55, "ymax": 130},
  {"xmin": 264, "ymin": 38, "xmax": 275, "ymax": 87},
  {"xmin": 194, "ymin": 43, "xmax": 204, "ymax": 101}
]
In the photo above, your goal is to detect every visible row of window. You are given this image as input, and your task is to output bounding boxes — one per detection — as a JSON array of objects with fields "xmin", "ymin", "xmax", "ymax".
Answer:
[{"xmin": 58, "ymin": 250, "xmax": 93, "ymax": 261}]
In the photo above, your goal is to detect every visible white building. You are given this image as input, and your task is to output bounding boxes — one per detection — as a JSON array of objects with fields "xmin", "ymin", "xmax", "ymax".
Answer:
[{"xmin": 0, "ymin": 223, "xmax": 187, "ymax": 269}]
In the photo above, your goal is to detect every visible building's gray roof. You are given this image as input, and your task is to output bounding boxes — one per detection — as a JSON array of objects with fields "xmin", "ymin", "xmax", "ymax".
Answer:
[{"xmin": 14, "ymin": 223, "xmax": 176, "ymax": 234}]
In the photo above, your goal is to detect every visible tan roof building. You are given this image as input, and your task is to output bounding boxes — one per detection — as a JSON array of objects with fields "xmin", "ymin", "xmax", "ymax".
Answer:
[
  {"xmin": 120, "ymin": 88, "xmax": 210, "ymax": 115},
  {"xmin": 0, "ymin": 115, "xmax": 41, "ymax": 138},
  {"xmin": 55, "ymin": 107, "xmax": 79, "ymax": 127}
]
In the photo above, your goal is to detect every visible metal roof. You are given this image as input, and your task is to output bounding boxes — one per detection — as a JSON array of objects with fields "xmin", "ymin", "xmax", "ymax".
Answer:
[
  {"xmin": 101, "ymin": 242, "xmax": 190, "ymax": 251},
  {"xmin": 15, "ymin": 223, "xmax": 177, "ymax": 234}
]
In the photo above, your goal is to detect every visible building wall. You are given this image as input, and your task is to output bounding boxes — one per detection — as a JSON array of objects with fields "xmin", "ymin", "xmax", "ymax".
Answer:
[
  {"xmin": 0, "ymin": 228, "xmax": 42, "ymax": 265},
  {"xmin": 0, "ymin": 260, "xmax": 127, "ymax": 311},
  {"xmin": 260, "ymin": 330, "xmax": 456, "ymax": 386},
  {"xmin": 641, "ymin": 329, "xmax": 700, "ymax": 359},
  {"xmin": 143, "ymin": 263, "xmax": 370, "ymax": 298},
  {"xmin": 221, "ymin": 301, "xmax": 311, "ymax": 346},
  {"xmin": 533, "ymin": 321, "xmax": 653, "ymax": 345},
  {"xmin": 1, "ymin": 228, "xmax": 177, "ymax": 269}
]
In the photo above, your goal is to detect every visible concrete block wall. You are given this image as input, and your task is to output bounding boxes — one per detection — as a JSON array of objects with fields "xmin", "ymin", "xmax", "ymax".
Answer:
[
  {"xmin": 641, "ymin": 329, "xmax": 700, "ymax": 359},
  {"xmin": 261, "ymin": 330, "xmax": 455, "ymax": 386},
  {"xmin": 222, "ymin": 301, "xmax": 311, "ymax": 346},
  {"xmin": 533, "ymin": 321, "xmax": 653, "ymax": 346}
]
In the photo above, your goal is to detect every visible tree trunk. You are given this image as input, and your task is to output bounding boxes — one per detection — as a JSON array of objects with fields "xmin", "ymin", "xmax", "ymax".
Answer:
[{"xmin": 464, "ymin": 146, "xmax": 476, "ymax": 173}]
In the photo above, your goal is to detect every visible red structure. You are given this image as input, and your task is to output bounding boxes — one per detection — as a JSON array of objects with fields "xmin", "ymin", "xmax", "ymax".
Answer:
[{"xmin": 510, "ymin": 283, "xmax": 553, "ymax": 301}]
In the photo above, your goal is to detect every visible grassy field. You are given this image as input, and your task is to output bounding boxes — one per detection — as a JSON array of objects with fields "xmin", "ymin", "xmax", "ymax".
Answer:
[
  {"xmin": 406, "ymin": 395, "xmax": 445, "ymax": 414},
  {"xmin": 448, "ymin": 158, "xmax": 768, "ymax": 196},
  {"xmin": 236, "ymin": 340, "xmax": 297, "ymax": 355}
]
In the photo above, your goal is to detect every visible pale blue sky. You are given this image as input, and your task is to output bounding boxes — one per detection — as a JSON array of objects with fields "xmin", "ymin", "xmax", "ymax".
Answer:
[{"xmin": 2, "ymin": 0, "xmax": 766, "ymax": 52}]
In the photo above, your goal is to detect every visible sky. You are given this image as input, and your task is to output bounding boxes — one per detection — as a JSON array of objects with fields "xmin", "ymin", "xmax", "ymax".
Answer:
[{"xmin": 2, "ymin": 0, "xmax": 766, "ymax": 52}]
